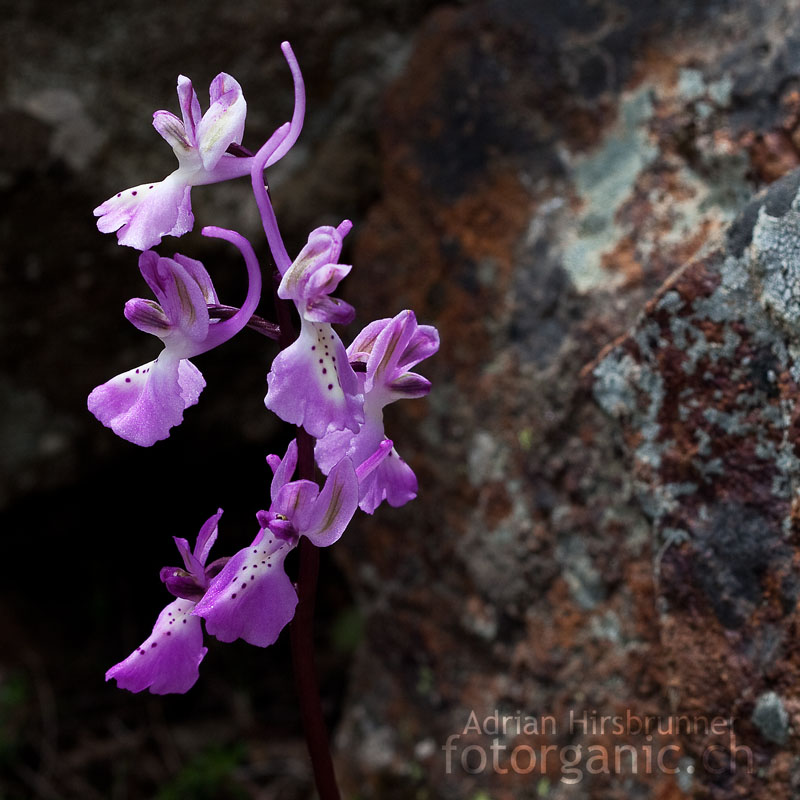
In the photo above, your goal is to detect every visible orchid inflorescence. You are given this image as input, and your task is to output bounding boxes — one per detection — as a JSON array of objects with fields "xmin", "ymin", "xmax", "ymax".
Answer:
[{"xmin": 92, "ymin": 42, "xmax": 438, "ymax": 696}]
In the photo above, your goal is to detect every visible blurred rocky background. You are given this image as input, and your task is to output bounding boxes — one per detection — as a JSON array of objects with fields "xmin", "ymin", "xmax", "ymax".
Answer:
[{"xmin": 3, "ymin": 0, "xmax": 800, "ymax": 798}]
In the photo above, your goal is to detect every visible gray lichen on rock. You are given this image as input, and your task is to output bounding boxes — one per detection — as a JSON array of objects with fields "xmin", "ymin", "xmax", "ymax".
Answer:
[
  {"xmin": 751, "ymin": 204, "xmax": 800, "ymax": 331},
  {"xmin": 590, "ymin": 162, "xmax": 800, "ymax": 781},
  {"xmin": 562, "ymin": 86, "xmax": 658, "ymax": 292},
  {"xmin": 751, "ymin": 691, "xmax": 790, "ymax": 746}
]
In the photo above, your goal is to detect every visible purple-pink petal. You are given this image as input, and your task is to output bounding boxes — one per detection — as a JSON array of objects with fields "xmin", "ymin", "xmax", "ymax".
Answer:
[
  {"xmin": 94, "ymin": 174, "xmax": 193, "ymax": 251},
  {"xmin": 303, "ymin": 457, "xmax": 359, "ymax": 546},
  {"xmin": 314, "ymin": 421, "xmax": 359, "ymax": 475},
  {"xmin": 355, "ymin": 438, "xmax": 393, "ymax": 483},
  {"xmin": 87, "ymin": 355, "xmax": 204, "ymax": 447},
  {"xmin": 304, "ymin": 259, "xmax": 352, "ymax": 299},
  {"xmin": 265, "ymin": 320, "xmax": 363, "ymax": 439},
  {"xmin": 172, "ymin": 536, "xmax": 199, "ymax": 575},
  {"xmin": 272, "ymin": 222, "xmax": 355, "ymax": 325},
  {"xmin": 304, "ymin": 295, "xmax": 356, "ymax": 326},
  {"xmin": 347, "ymin": 319, "xmax": 388, "ymax": 364},
  {"xmin": 124, "ymin": 298, "xmax": 171, "ymax": 335},
  {"xmin": 173, "ymin": 253, "xmax": 219, "ymax": 305},
  {"xmin": 161, "ymin": 570, "xmax": 206, "ymax": 601},
  {"xmin": 314, "ymin": 393, "xmax": 419, "ymax": 514},
  {"xmin": 152, "ymin": 111, "xmax": 193, "ymax": 157},
  {"xmin": 277, "ymin": 226, "xmax": 346, "ymax": 306},
  {"xmin": 196, "ymin": 73, "xmax": 246, "ymax": 170},
  {"xmin": 387, "ymin": 371, "xmax": 432, "ymax": 399},
  {"xmin": 257, "ymin": 511, "xmax": 295, "ymax": 541},
  {"xmin": 106, "ymin": 598, "xmax": 207, "ymax": 695},
  {"xmin": 177, "ymin": 358, "xmax": 205, "ymax": 407},
  {"xmin": 268, "ymin": 438, "xmax": 298, "ymax": 498},
  {"xmin": 346, "ymin": 313, "xmax": 440, "ymax": 387},
  {"xmin": 398, "ymin": 324, "xmax": 440, "ymax": 372},
  {"xmin": 194, "ymin": 531, "xmax": 297, "ymax": 647},
  {"xmin": 193, "ymin": 508, "xmax": 223, "ymax": 567},
  {"xmin": 358, "ymin": 445, "xmax": 418, "ymax": 514},
  {"xmin": 364, "ymin": 310, "xmax": 418, "ymax": 393},
  {"xmin": 271, "ymin": 479, "xmax": 320, "ymax": 533},
  {"xmin": 312, "ymin": 310, "xmax": 438, "ymax": 511},
  {"xmin": 149, "ymin": 256, "xmax": 210, "ymax": 343},
  {"xmin": 176, "ymin": 75, "xmax": 201, "ymax": 143},
  {"xmin": 208, "ymin": 72, "xmax": 241, "ymax": 105}
]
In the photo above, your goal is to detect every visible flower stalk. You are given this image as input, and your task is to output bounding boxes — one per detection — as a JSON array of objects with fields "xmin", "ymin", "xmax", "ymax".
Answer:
[
  {"xmin": 274, "ymin": 242, "xmax": 342, "ymax": 797},
  {"xmin": 292, "ymin": 430, "xmax": 341, "ymax": 800}
]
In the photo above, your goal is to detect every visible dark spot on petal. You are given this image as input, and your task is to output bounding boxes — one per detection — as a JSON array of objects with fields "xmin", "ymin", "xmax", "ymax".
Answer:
[
  {"xmin": 231, "ymin": 593, "xmax": 237, "ymax": 599},
  {"xmin": 125, "ymin": 377, "xmax": 131, "ymax": 383},
  {"xmin": 328, "ymin": 384, "xmax": 333, "ymax": 390},
  {"xmin": 132, "ymin": 191, "xmax": 138, "ymax": 196},
  {"xmin": 151, "ymin": 642, "xmax": 157, "ymax": 648}
]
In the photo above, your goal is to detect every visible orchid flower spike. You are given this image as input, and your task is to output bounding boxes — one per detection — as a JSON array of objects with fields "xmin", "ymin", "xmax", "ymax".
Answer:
[
  {"xmin": 106, "ymin": 510, "xmax": 226, "ymax": 695},
  {"xmin": 265, "ymin": 222, "xmax": 364, "ymax": 439},
  {"xmin": 94, "ymin": 41, "xmax": 304, "ymax": 251},
  {"xmin": 88, "ymin": 227, "xmax": 262, "ymax": 446},
  {"xmin": 194, "ymin": 439, "xmax": 358, "ymax": 646},
  {"xmin": 316, "ymin": 309, "xmax": 439, "ymax": 513}
]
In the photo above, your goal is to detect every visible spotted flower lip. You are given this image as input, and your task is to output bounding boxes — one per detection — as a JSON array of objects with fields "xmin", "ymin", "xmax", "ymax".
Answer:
[
  {"xmin": 87, "ymin": 226, "xmax": 262, "ymax": 446},
  {"xmin": 193, "ymin": 440, "xmax": 359, "ymax": 646},
  {"xmin": 105, "ymin": 510, "xmax": 223, "ymax": 695},
  {"xmin": 94, "ymin": 42, "xmax": 304, "ymax": 251},
  {"xmin": 265, "ymin": 223, "xmax": 364, "ymax": 439},
  {"xmin": 315, "ymin": 310, "xmax": 439, "ymax": 513}
]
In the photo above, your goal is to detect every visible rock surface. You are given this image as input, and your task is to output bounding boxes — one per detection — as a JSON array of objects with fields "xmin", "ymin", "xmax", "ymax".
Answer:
[{"xmin": 333, "ymin": 1, "xmax": 800, "ymax": 798}]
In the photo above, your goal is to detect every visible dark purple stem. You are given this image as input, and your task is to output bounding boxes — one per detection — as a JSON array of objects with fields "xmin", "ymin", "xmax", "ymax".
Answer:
[
  {"xmin": 255, "ymin": 46, "xmax": 337, "ymax": 784},
  {"xmin": 292, "ymin": 431, "xmax": 340, "ymax": 800},
  {"xmin": 272, "ymin": 269, "xmax": 341, "ymax": 800}
]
